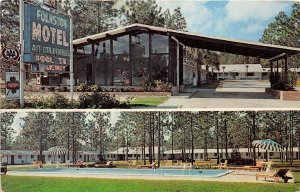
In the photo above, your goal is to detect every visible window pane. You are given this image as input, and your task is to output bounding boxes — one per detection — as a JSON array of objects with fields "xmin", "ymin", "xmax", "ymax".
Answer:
[
  {"xmin": 75, "ymin": 45, "xmax": 93, "ymax": 84},
  {"xmin": 151, "ymin": 34, "xmax": 168, "ymax": 54},
  {"xmin": 95, "ymin": 40, "xmax": 111, "ymax": 85},
  {"xmin": 113, "ymin": 35, "xmax": 130, "ymax": 85},
  {"xmin": 132, "ymin": 33, "xmax": 149, "ymax": 58},
  {"xmin": 113, "ymin": 54, "xmax": 130, "ymax": 86},
  {"xmin": 113, "ymin": 35, "xmax": 129, "ymax": 55},
  {"xmin": 132, "ymin": 59, "xmax": 149, "ymax": 86},
  {"xmin": 151, "ymin": 54, "xmax": 168, "ymax": 82}
]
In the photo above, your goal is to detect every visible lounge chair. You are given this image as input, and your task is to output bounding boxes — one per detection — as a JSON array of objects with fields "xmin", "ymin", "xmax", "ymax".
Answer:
[
  {"xmin": 94, "ymin": 161, "xmax": 116, "ymax": 168},
  {"xmin": 68, "ymin": 161, "xmax": 85, "ymax": 168},
  {"xmin": 137, "ymin": 162, "xmax": 157, "ymax": 169},
  {"xmin": 256, "ymin": 169, "xmax": 292, "ymax": 183},
  {"xmin": 211, "ymin": 160, "xmax": 228, "ymax": 169},
  {"xmin": 229, "ymin": 161, "xmax": 272, "ymax": 172}
]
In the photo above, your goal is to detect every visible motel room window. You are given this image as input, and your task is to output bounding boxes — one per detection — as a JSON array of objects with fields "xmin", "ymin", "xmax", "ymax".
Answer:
[
  {"xmin": 128, "ymin": 154, "xmax": 133, "ymax": 157},
  {"xmin": 270, "ymin": 152, "xmax": 274, "ymax": 156},
  {"xmin": 48, "ymin": 155, "xmax": 51, "ymax": 158},
  {"xmin": 246, "ymin": 153, "xmax": 248, "ymax": 156},
  {"xmin": 31, "ymin": 155, "xmax": 34, "ymax": 159},
  {"xmin": 113, "ymin": 35, "xmax": 130, "ymax": 86},
  {"xmin": 235, "ymin": 73, "xmax": 239, "ymax": 76},
  {"xmin": 18, "ymin": 155, "xmax": 22, "ymax": 159},
  {"xmin": 79, "ymin": 155, "xmax": 82, "ymax": 158},
  {"xmin": 58, "ymin": 155, "xmax": 60, "ymax": 158},
  {"xmin": 247, "ymin": 72, "xmax": 255, "ymax": 76},
  {"xmin": 214, "ymin": 153, "xmax": 217, "ymax": 157}
]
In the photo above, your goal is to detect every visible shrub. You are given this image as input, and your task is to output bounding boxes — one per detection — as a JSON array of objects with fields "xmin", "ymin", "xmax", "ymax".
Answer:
[
  {"xmin": 270, "ymin": 71, "xmax": 298, "ymax": 91},
  {"xmin": 78, "ymin": 92, "xmax": 129, "ymax": 109},
  {"xmin": 25, "ymin": 93, "xmax": 72, "ymax": 109},
  {"xmin": 0, "ymin": 98, "xmax": 20, "ymax": 109}
]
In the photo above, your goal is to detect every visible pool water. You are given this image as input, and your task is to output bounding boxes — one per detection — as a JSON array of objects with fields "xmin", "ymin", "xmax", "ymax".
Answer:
[{"xmin": 15, "ymin": 168, "xmax": 230, "ymax": 178}]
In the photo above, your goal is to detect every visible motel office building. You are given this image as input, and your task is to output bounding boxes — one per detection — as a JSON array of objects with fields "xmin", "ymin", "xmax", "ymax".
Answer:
[{"xmin": 71, "ymin": 24, "xmax": 300, "ymax": 90}]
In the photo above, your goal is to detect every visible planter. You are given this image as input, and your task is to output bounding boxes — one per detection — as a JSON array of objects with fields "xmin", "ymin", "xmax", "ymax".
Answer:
[{"xmin": 265, "ymin": 88, "xmax": 300, "ymax": 101}]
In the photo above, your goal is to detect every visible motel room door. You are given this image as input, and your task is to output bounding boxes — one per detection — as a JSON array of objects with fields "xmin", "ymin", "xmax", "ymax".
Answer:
[{"xmin": 11, "ymin": 155, "xmax": 14, "ymax": 165}]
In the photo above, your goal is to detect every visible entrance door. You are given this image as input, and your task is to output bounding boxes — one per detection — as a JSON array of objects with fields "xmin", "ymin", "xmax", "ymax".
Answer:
[{"xmin": 11, "ymin": 155, "xmax": 14, "ymax": 165}]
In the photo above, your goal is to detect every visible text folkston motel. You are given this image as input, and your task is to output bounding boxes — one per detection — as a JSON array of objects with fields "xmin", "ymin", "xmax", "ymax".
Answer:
[{"xmin": 23, "ymin": 4, "xmax": 70, "ymax": 72}]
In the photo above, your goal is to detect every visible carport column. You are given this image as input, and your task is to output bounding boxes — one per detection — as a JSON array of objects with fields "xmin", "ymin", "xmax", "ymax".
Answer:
[
  {"xmin": 284, "ymin": 55, "xmax": 288, "ymax": 81},
  {"xmin": 176, "ymin": 41, "xmax": 180, "ymax": 89},
  {"xmin": 171, "ymin": 36, "xmax": 180, "ymax": 92}
]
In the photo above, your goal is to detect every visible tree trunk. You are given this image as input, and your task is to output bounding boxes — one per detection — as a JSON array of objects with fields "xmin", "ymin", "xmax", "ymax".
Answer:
[
  {"xmin": 190, "ymin": 112, "xmax": 194, "ymax": 166},
  {"xmin": 158, "ymin": 112, "xmax": 161, "ymax": 167},
  {"xmin": 224, "ymin": 119, "xmax": 228, "ymax": 159},
  {"xmin": 216, "ymin": 117, "xmax": 220, "ymax": 164},
  {"xmin": 252, "ymin": 113, "xmax": 256, "ymax": 165}
]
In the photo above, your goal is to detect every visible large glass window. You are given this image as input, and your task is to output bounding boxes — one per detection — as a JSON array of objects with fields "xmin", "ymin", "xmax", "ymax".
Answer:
[
  {"xmin": 95, "ymin": 40, "xmax": 111, "ymax": 85},
  {"xmin": 132, "ymin": 33, "xmax": 149, "ymax": 85},
  {"xmin": 113, "ymin": 35, "xmax": 130, "ymax": 86}
]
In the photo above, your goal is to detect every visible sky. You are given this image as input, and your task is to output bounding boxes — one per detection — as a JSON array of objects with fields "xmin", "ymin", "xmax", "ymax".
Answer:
[{"xmin": 156, "ymin": 0, "xmax": 296, "ymax": 42}]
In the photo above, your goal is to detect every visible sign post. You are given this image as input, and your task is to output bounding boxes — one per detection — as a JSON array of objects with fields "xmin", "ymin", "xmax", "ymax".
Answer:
[
  {"xmin": 19, "ymin": 0, "xmax": 25, "ymax": 107},
  {"xmin": 70, "ymin": 16, "xmax": 73, "ymax": 101}
]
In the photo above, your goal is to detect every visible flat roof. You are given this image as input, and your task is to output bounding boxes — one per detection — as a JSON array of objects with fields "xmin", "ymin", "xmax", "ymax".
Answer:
[{"xmin": 73, "ymin": 23, "xmax": 300, "ymax": 59}]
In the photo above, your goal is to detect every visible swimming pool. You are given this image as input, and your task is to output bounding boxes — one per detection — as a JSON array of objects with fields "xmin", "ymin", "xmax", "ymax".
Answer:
[{"xmin": 15, "ymin": 168, "xmax": 230, "ymax": 178}]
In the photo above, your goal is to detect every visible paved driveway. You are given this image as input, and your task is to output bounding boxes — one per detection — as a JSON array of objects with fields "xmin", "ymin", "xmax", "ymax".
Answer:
[{"xmin": 158, "ymin": 80, "xmax": 300, "ymax": 109}]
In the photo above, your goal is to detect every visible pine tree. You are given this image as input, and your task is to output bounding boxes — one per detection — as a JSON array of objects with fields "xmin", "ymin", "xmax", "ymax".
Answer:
[{"xmin": 0, "ymin": 112, "xmax": 16, "ymax": 149}]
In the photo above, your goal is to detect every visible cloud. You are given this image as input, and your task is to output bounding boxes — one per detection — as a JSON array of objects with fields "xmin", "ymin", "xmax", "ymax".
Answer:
[
  {"xmin": 225, "ymin": 0, "xmax": 291, "ymax": 22},
  {"xmin": 240, "ymin": 21, "xmax": 265, "ymax": 34}
]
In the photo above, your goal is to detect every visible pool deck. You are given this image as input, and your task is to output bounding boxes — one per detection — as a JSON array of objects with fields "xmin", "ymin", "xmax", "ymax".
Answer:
[{"xmin": 7, "ymin": 169, "xmax": 294, "ymax": 184}]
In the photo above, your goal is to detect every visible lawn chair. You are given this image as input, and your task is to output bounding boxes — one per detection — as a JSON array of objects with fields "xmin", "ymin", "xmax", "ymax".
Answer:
[
  {"xmin": 68, "ymin": 160, "xmax": 85, "ymax": 168},
  {"xmin": 94, "ymin": 161, "xmax": 116, "ymax": 168},
  {"xmin": 137, "ymin": 162, "xmax": 157, "ymax": 169},
  {"xmin": 211, "ymin": 160, "xmax": 228, "ymax": 169},
  {"xmin": 256, "ymin": 169, "xmax": 292, "ymax": 183}
]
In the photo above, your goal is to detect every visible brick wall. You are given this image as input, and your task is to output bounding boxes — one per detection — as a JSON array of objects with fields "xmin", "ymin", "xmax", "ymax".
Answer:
[{"xmin": 265, "ymin": 88, "xmax": 300, "ymax": 101}]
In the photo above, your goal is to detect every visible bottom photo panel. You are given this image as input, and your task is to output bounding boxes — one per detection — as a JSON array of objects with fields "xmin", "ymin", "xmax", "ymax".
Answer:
[{"xmin": 1, "ymin": 110, "xmax": 300, "ymax": 192}]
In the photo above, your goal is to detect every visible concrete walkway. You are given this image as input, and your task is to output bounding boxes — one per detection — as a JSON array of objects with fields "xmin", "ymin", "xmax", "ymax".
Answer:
[{"xmin": 159, "ymin": 81, "xmax": 300, "ymax": 109}]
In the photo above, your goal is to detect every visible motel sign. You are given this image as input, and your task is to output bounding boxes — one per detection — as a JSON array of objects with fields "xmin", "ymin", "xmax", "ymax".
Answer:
[{"xmin": 23, "ymin": 4, "xmax": 70, "ymax": 68}]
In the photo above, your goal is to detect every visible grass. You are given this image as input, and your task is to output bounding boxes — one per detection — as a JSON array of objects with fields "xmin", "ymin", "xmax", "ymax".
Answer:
[
  {"xmin": 130, "ymin": 97, "xmax": 168, "ymax": 106},
  {"xmin": 1, "ymin": 175, "xmax": 299, "ymax": 192}
]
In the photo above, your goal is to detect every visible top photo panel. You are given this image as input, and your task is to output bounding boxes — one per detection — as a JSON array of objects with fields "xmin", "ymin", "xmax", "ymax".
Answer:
[{"xmin": 1, "ymin": 0, "xmax": 300, "ymax": 109}]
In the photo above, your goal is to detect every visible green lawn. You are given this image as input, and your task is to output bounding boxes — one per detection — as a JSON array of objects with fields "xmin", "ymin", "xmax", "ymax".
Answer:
[
  {"xmin": 130, "ymin": 97, "xmax": 168, "ymax": 106},
  {"xmin": 1, "ymin": 175, "xmax": 299, "ymax": 192}
]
